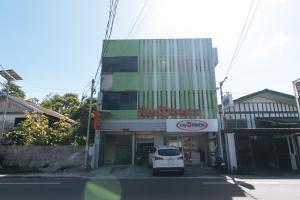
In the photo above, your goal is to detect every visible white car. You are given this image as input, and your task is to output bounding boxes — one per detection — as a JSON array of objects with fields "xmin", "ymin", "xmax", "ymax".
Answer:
[{"xmin": 148, "ymin": 145, "xmax": 185, "ymax": 176}]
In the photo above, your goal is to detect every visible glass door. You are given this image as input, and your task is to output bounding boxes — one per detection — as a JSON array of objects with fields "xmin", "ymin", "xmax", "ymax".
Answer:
[{"xmin": 165, "ymin": 135, "xmax": 202, "ymax": 164}]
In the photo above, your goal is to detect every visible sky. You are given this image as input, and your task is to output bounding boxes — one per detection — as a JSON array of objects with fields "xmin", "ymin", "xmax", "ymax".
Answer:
[{"xmin": 0, "ymin": 0, "xmax": 299, "ymax": 102}]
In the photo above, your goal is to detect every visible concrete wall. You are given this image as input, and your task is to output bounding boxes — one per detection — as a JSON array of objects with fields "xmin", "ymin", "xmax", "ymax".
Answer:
[{"xmin": 0, "ymin": 145, "xmax": 85, "ymax": 172}]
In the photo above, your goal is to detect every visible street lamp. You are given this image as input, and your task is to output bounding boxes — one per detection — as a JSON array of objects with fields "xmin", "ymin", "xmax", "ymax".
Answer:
[{"xmin": 0, "ymin": 66, "xmax": 23, "ymax": 142}]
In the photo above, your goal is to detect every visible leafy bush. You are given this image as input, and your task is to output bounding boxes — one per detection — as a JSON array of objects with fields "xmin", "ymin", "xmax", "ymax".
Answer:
[{"xmin": 4, "ymin": 112, "xmax": 86, "ymax": 145}]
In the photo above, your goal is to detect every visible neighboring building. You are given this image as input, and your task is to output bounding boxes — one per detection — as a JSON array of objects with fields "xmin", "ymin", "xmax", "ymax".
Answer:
[
  {"xmin": 93, "ymin": 38, "xmax": 219, "ymax": 167},
  {"xmin": 220, "ymin": 89, "xmax": 300, "ymax": 172},
  {"xmin": 0, "ymin": 95, "xmax": 75, "ymax": 132}
]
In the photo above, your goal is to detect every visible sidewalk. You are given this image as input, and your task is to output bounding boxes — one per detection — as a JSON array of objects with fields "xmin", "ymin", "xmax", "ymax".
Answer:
[
  {"xmin": 0, "ymin": 167, "xmax": 90, "ymax": 179},
  {"xmin": 2, "ymin": 165, "xmax": 300, "ymax": 180},
  {"xmin": 89, "ymin": 164, "xmax": 223, "ymax": 179}
]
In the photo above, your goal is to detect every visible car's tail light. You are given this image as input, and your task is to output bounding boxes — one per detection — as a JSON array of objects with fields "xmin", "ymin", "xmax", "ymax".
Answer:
[
  {"xmin": 177, "ymin": 156, "xmax": 183, "ymax": 160},
  {"xmin": 154, "ymin": 156, "xmax": 163, "ymax": 160}
]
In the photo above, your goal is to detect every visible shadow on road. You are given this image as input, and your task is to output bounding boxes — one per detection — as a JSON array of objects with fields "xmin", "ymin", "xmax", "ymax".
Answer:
[{"xmin": 84, "ymin": 176, "xmax": 253, "ymax": 200}]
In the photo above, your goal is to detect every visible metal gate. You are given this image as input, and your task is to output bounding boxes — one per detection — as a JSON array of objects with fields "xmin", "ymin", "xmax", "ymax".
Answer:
[{"xmin": 115, "ymin": 135, "xmax": 132, "ymax": 164}]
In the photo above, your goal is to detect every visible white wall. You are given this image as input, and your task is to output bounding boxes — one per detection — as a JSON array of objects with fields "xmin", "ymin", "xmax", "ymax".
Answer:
[
  {"xmin": 153, "ymin": 133, "xmax": 164, "ymax": 146},
  {"xmin": 226, "ymin": 133, "xmax": 237, "ymax": 172},
  {"xmin": 0, "ymin": 113, "xmax": 24, "ymax": 131}
]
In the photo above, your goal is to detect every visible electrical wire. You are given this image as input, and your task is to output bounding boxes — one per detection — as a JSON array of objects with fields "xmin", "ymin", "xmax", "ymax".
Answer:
[
  {"xmin": 80, "ymin": 0, "xmax": 120, "ymax": 98},
  {"xmin": 131, "ymin": 0, "xmax": 158, "ymax": 37},
  {"xmin": 235, "ymin": 0, "xmax": 261, "ymax": 61},
  {"xmin": 127, "ymin": 0, "xmax": 151, "ymax": 38},
  {"xmin": 223, "ymin": 0, "xmax": 261, "ymax": 80},
  {"xmin": 224, "ymin": 0, "xmax": 255, "ymax": 78},
  {"xmin": 94, "ymin": 0, "xmax": 120, "ymax": 81}
]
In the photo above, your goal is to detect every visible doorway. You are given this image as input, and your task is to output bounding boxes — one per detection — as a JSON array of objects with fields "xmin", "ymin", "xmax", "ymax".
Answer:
[
  {"xmin": 165, "ymin": 135, "xmax": 206, "ymax": 164},
  {"xmin": 135, "ymin": 134, "xmax": 154, "ymax": 165},
  {"xmin": 103, "ymin": 134, "xmax": 132, "ymax": 164},
  {"xmin": 274, "ymin": 137, "xmax": 292, "ymax": 169}
]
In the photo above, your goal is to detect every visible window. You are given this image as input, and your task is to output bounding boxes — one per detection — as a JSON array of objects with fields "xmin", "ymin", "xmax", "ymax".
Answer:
[
  {"xmin": 158, "ymin": 149, "xmax": 180, "ymax": 156},
  {"xmin": 102, "ymin": 56, "xmax": 138, "ymax": 73},
  {"xmin": 102, "ymin": 91, "xmax": 137, "ymax": 110},
  {"xmin": 14, "ymin": 117, "xmax": 26, "ymax": 127}
]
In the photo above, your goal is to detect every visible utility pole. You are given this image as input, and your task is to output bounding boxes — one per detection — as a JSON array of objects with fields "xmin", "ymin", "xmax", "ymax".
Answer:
[
  {"xmin": 219, "ymin": 77, "xmax": 227, "ymax": 129},
  {"xmin": 85, "ymin": 79, "xmax": 95, "ymax": 169},
  {"xmin": 219, "ymin": 77, "xmax": 232, "ymax": 172},
  {"xmin": 293, "ymin": 78, "xmax": 300, "ymax": 121}
]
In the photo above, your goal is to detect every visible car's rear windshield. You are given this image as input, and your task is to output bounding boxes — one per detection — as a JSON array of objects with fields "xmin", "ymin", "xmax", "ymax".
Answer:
[{"xmin": 158, "ymin": 149, "xmax": 180, "ymax": 156}]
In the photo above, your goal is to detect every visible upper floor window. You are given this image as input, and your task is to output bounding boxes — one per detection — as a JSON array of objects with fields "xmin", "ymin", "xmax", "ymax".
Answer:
[
  {"xmin": 102, "ymin": 91, "xmax": 137, "ymax": 110},
  {"xmin": 102, "ymin": 56, "xmax": 138, "ymax": 73}
]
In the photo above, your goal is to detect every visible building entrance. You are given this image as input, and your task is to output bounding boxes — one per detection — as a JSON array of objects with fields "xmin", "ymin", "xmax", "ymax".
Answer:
[
  {"xmin": 135, "ymin": 134, "xmax": 154, "ymax": 165},
  {"xmin": 103, "ymin": 134, "xmax": 132, "ymax": 164},
  {"xmin": 165, "ymin": 135, "xmax": 207, "ymax": 164}
]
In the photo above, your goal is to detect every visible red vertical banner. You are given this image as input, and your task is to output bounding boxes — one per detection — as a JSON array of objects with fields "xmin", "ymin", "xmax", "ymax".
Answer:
[{"xmin": 93, "ymin": 111, "xmax": 101, "ymax": 129}]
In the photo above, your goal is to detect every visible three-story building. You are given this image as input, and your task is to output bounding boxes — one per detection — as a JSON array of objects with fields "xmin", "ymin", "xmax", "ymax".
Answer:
[{"xmin": 94, "ymin": 38, "xmax": 219, "ymax": 167}]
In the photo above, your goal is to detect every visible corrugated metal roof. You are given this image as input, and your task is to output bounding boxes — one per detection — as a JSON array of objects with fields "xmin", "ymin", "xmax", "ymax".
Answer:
[
  {"xmin": 234, "ymin": 89, "xmax": 296, "ymax": 105},
  {"xmin": 0, "ymin": 95, "xmax": 75, "ymax": 123}
]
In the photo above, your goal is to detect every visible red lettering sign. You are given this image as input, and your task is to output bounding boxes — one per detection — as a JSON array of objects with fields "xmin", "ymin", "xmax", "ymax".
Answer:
[{"xmin": 138, "ymin": 106, "xmax": 201, "ymax": 118}]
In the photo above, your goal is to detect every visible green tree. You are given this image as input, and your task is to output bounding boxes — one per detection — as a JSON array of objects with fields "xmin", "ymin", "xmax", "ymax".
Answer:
[
  {"xmin": 26, "ymin": 97, "xmax": 39, "ymax": 104},
  {"xmin": 41, "ymin": 93, "xmax": 81, "ymax": 117},
  {"xmin": 71, "ymin": 97, "xmax": 97, "ymax": 137},
  {"xmin": 41, "ymin": 93, "xmax": 97, "ymax": 141},
  {"xmin": 1, "ymin": 82, "xmax": 26, "ymax": 99}
]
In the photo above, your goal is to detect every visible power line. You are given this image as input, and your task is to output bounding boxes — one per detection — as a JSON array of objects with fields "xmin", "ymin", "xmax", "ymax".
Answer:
[
  {"xmin": 131, "ymin": 0, "xmax": 158, "ymax": 37},
  {"xmin": 80, "ymin": 0, "xmax": 120, "ymax": 98},
  {"xmin": 94, "ymin": 0, "xmax": 120, "ymax": 81},
  {"xmin": 224, "ymin": 0, "xmax": 255, "ymax": 78},
  {"xmin": 237, "ymin": 0, "xmax": 261, "ymax": 59},
  {"xmin": 223, "ymin": 0, "xmax": 261, "ymax": 80},
  {"xmin": 127, "ymin": 0, "xmax": 151, "ymax": 38}
]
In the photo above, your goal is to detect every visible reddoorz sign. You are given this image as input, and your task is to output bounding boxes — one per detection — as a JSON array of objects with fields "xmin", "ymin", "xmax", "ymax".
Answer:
[
  {"xmin": 176, "ymin": 120, "xmax": 208, "ymax": 131},
  {"xmin": 166, "ymin": 119, "xmax": 218, "ymax": 132}
]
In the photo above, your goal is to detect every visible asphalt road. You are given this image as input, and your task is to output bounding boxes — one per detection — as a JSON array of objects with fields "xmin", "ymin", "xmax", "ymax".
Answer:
[{"xmin": 1, "ymin": 176, "xmax": 300, "ymax": 200}]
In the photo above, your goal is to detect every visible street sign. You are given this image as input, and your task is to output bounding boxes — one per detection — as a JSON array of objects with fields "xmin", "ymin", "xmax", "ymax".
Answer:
[{"xmin": 222, "ymin": 93, "xmax": 233, "ymax": 109}]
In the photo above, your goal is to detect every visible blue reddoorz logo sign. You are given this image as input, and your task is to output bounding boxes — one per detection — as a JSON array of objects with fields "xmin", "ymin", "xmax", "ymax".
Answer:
[{"xmin": 176, "ymin": 120, "xmax": 208, "ymax": 131}]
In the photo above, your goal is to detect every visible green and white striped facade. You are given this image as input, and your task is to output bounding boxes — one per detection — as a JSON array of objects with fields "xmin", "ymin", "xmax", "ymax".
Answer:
[
  {"xmin": 101, "ymin": 38, "xmax": 218, "ymax": 120},
  {"xmin": 96, "ymin": 38, "xmax": 219, "ymax": 166}
]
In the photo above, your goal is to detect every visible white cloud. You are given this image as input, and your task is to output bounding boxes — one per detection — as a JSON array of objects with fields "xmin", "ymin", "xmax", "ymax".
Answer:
[{"xmin": 255, "ymin": 32, "xmax": 290, "ymax": 56}]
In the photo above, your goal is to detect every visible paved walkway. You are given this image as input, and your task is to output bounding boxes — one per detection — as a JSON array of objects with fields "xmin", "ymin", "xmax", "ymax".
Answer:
[
  {"xmin": 89, "ymin": 164, "xmax": 223, "ymax": 179},
  {"xmin": 2, "ymin": 165, "xmax": 300, "ymax": 180}
]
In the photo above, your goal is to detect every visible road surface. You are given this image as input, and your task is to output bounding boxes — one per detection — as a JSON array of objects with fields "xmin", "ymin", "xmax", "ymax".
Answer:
[{"xmin": 1, "ymin": 176, "xmax": 300, "ymax": 200}]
